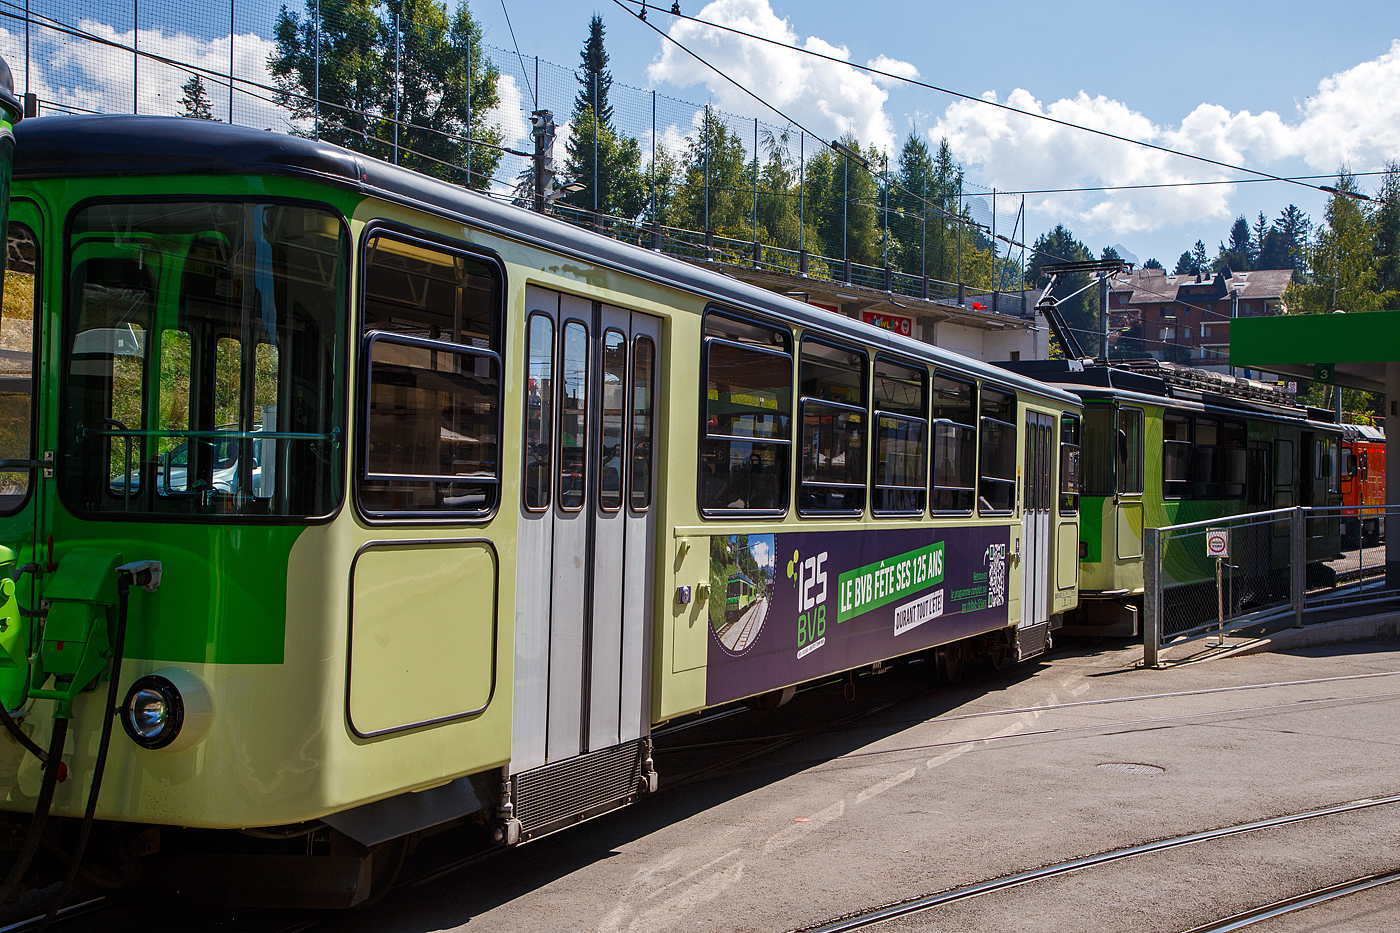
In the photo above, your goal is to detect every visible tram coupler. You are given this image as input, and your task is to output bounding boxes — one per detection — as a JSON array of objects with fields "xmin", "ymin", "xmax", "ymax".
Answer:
[
  {"xmin": 640, "ymin": 739, "xmax": 659, "ymax": 795},
  {"xmin": 26, "ymin": 548, "xmax": 123, "ymax": 720},
  {"xmin": 491, "ymin": 769, "xmax": 522, "ymax": 846}
]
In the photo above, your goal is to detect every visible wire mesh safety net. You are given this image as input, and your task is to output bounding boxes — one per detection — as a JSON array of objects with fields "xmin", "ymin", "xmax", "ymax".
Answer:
[{"xmin": 0, "ymin": 0, "xmax": 1030, "ymax": 307}]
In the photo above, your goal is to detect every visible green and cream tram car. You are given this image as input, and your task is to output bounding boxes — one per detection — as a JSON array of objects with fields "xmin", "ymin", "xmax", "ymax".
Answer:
[
  {"xmin": 0, "ymin": 114, "xmax": 1081, "ymax": 906},
  {"xmin": 1002, "ymin": 360, "xmax": 1343, "ymax": 634}
]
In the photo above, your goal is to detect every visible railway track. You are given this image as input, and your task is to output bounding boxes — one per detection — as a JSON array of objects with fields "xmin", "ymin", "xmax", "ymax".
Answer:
[
  {"xmin": 14, "ymin": 664, "xmax": 1400, "ymax": 931},
  {"xmin": 788, "ymin": 794, "xmax": 1400, "ymax": 933}
]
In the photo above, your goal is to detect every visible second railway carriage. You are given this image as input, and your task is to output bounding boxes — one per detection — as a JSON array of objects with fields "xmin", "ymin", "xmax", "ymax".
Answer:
[
  {"xmin": 0, "ymin": 114, "xmax": 1080, "ymax": 907},
  {"xmin": 1340, "ymin": 422, "xmax": 1386, "ymax": 547},
  {"xmin": 1001, "ymin": 359, "xmax": 1343, "ymax": 635}
]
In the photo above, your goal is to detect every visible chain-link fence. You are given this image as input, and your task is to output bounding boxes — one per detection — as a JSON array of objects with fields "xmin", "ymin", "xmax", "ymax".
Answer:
[
  {"xmin": 1144, "ymin": 505, "xmax": 1400, "ymax": 666},
  {"xmin": 0, "ymin": 1, "xmax": 1031, "ymax": 311}
]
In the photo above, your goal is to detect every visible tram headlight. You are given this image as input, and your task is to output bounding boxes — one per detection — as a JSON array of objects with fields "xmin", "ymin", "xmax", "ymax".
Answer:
[
  {"xmin": 122, "ymin": 676, "xmax": 183, "ymax": 749},
  {"xmin": 120, "ymin": 668, "xmax": 212, "ymax": 752}
]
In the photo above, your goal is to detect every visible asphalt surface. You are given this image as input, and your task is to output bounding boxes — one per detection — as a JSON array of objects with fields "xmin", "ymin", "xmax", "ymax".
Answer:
[{"xmin": 303, "ymin": 636, "xmax": 1400, "ymax": 933}]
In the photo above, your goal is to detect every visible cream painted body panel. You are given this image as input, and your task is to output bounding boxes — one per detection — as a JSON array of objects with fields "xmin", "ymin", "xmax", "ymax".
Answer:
[{"xmin": 0, "ymin": 191, "xmax": 1079, "ymax": 826}]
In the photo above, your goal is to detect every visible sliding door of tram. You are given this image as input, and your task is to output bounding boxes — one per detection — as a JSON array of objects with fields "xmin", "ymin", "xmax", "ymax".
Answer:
[
  {"xmin": 1021, "ymin": 411, "xmax": 1054, "ymax": 629},
  {"xmin": 514, "ymin": 287, "xmax": 660, "ymax": 770}
]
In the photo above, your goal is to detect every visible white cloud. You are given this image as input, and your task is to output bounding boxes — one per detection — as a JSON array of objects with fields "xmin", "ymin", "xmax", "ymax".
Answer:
[
  {"xmin": 866, "ymin": 55, "xmax": 919, "ymax": 89},
  {"xmin": 932, "ymin": 39, "xmax": 1400, "ymax": 237},
  {"xmin": 1, "ymin": 23, "xmax": 286, "ymax": 129},
  {"xmin": 646, "ymin": 0, "xmax": 915, "ymax": 154},
  {"xmin": 751, "ymin": 539, "xmax": 772, "ymax": 569}
]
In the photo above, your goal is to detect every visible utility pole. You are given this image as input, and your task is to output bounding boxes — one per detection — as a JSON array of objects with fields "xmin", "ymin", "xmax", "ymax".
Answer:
[
  {"xmin": 531, "ymin": 110, "xmax": 556, "ymax": 214},
  {"xmin": 1229, "ymin": 288, "xmax": 1238, "ymax": 378},
  {"xmin": 1099, "ymin": 273, "xmax": 1109, "ymax": 359}
]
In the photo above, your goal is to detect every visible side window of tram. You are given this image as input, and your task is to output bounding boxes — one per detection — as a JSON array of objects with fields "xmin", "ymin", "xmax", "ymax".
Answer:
[
  {"xmin": 1118, "ymin": 407, "xmax": 1144, "ymax": 495},
  {"xmin": 799, "ymin": 338, "xmax": 866, "ymax": 515},
  {"xmin": 599, "ymin": 329, "xmax": 626, "ymax": 511},
  {"xmin": 977, "ymin": 387, "xmax": 1016, "ymax": 513},
  {"xmin": 871, "ymin": 357, "xmax": 927, "ymax": 515},
  {"xmin": 522, "ymin": 314, "xmax": 553, "ymax": 510},
  {"xmin": 1192, "ymin": 418, "xmax": 1246, "ymax": 498},
  {"xmin": 631, "ymin": 336, "xmax": 655, "ymax": 511},
  {"xmin": 700, "ymin": 313, "xmax": 792, "ymax": 514},
  {"xmin": 0, "ymin": 223, "xmax": 38, "ymax": 513},
  {"xmin": 1059, "ymin": 413, "xmax": 1081, "ymax": 514},
  {"xmin": 1162, "ymin": 411, "xmax": 1191, "ymax": 498},
  {"xmin": 930, "ymin": 376, "xmax": 976, "ymax": 512},
  {"xmin": 63, "ymin": 202, "xmax": 347, "ymax": 519},
  {"xmin": 1080, "ymin": 405, "xmax": 1115, "ymax": 496},
  {"xmin": 360, "ymin": 232, "xmax": 502, "ymax": 517}
]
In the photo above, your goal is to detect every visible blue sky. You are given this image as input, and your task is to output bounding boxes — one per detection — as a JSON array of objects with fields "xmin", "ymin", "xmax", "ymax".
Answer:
[
  {"xmin": 5, "ymin": 0, "xmax": 1396, "ymax": 269},
  {"xmin": 472, "ymin": 0, "xmax": 1400, "ymax": 267}
]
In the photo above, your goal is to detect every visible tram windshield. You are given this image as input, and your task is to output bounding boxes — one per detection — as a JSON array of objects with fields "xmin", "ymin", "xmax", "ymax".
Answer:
[{"xmin": 61, "ymin": 201, "xmax": 347, "ymax": 519}]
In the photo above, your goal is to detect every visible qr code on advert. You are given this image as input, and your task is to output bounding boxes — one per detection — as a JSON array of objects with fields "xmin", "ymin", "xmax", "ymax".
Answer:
[{"xmin": 984, "ymin": 543, "xmax": 1006, "ymax": 608}]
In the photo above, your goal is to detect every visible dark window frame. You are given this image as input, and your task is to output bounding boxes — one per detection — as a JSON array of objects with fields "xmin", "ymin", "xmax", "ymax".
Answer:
[
  {"xmin": 929, "ymin": 373, "xmax": 978, "ymax": 515},
  {"xmin": 797, "ymin": 334, "xmax": 868, "ymax": 518},
  {"xmin": 976, "ymin": 385, "xmax": 1017, "ymax": 515},
  {"xmin": 354, "ymin": 220, "xmax": 506, "ymax": 524},
  {"xmin": 597, "ymin": 326, "xmax": 628, "ymax": 514},
  {"xmin": 629, "ymin": 333, "xmax": 656, "ymax": 514},
  {"xmin": 59, "ymin": 195, "xmax": 352, "ymax": 526},
  {"xmin": 870, "ymin": 353, "xmax": 928, "ymax": 517},
  {"xmin": 0, "ymin": 215, "xmax": 41, "ymax": 518},
  {"xmin": 521, "ymin": 311, "xmax": 554, "ymax": 513},
  {"xmin": 1059, "ymin": 411, "xmax": 1081, "ymax": 515},
  {"xmin": 698, "ymin": 306, "xmax": 793, "ymax": 519},
  {"xmin": 557, "ymin": 318, "xmax": 590, "ymax": 514}
]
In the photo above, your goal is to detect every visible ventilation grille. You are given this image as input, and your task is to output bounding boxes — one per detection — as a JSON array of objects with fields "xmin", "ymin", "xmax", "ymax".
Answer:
[
  {"xmin": 1015, "ymin": 621, "xmax": 1048, "ymax": 661},
  {"xmin": 513, "ymin": 740, "xmax": 646, "ymax": 836}
]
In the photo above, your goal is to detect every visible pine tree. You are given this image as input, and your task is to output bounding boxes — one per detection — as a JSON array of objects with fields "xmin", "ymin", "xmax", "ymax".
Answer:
[
  {"xmin": 1214, "ymin": 215, "xmax": 1253, "ymax": 272},
  {"xmin": 180, "ymin": 74, "xmax": 217, "ymax": 120},
  {"xmin": 1173, "ymin": 251, "xmax": 1196, "ymax": 275},
  {"xmin": 1288, "ymin": 170, "xmax": 1383, "ymax": 314},
  {"xmin": 1373, "ymin": 161, "xmax": 1400, "ymax": 298},
  {"xmin": 1143, "ymin": 257, "xmax": 1164, "ymax": 270},
  {"xmin": 1030, "ymin": 225, "xmax": 1096, "ymax": 349},
  {"xmin": 562, "ymin": 15, "xmax": 645, "ymax": 217},
  {"xmin": 1274, "ymin": 204, "xmax": 1312, "ymax": 272},
  {"xmin": 1191, "ymin": 239, "xmax": 1209, "ymax": 276}
]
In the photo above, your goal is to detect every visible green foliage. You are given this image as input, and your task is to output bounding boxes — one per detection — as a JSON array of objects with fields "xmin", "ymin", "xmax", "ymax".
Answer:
[
  {"xmin": 1375, "ymin": 161, "xmax": 1400, "ymax": 297},
  {"xmin": 1287, "ymin": 170, "xmax": 1390, "ymax": 314},
  {"xmin": 562, "ymin": 15, "xmax": 646, "ymax": 217},
  {"xmin": 1213, "ymin": 215, "xmax": 1253, "ymax": 272},
  {"xmin": 1142, "ymin": 257, "xmax": 1164, "ymax": 270},
  {"xmin": 179, "ymin": 74, "xmax": 217, "ymax": 121},
  {"xmin": 269, "ymin": 0, "xmax": 502, "ymax": 188},
  {"xmin": 1191, "ymin": 240, "xmax": 1209, "ymax": 275},
  {"xmin": 1173, "ymin": 250, "xmax": 1196, "ymax": 275},
  {"xmin": 1030, "ymin": 224, "xmax": 1097, "ymax": 351}
]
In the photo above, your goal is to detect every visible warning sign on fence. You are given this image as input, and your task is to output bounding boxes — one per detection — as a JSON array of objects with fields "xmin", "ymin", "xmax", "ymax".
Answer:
[{"xmin": 1206, "ymin": 528, "xmax": 1229, "ymax": 558}]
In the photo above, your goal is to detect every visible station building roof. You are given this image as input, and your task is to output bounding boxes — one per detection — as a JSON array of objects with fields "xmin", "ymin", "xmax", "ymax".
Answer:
[{"xmin": 1230, "ymin": 310, "xmax": 1400, "ymax": 394}]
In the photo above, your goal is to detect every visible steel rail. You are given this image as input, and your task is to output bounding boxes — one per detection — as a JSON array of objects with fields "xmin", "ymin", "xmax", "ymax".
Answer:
[
  {"xmin": 1179, "ymin": 869, "xmax": 1400, "ymax": 932},
  {"xmin": 789, "ymin": 794, "xmax": 1400, "ymax": 933}
]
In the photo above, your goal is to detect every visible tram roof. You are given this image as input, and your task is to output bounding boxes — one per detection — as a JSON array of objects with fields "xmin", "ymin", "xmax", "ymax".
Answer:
[
  {"xmin": 998, "ymin": 359, "xmax": 1319, "ymax": 422},
  {"xmin": 12, "ymin": 115, "xmax": 1076, "ymax": 406}
]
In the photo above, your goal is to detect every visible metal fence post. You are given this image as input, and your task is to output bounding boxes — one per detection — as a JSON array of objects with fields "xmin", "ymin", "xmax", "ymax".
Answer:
[
  {"xmin": 1143, "ymin": 527, "xmax": 1160, "ymax": 668},
  {"xmin": 1292, "ymin": 507, "xmax": 1306, "ymax": 628}
]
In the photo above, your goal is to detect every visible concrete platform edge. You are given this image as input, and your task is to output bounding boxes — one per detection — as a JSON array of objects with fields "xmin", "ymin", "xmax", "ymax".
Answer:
[{"xmin": 1211, "ymin": 612, "xmax": 1400, "ymax": 659}]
